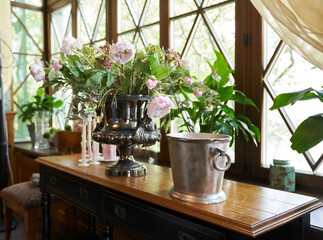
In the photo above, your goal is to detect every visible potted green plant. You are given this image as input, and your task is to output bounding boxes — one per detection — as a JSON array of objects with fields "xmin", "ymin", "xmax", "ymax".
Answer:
[
  {"xmin": 18, "ymin": 87, "xmax": 63, "ymax": 145},
  {"xmin": 270, "ymin": 87, "xmax": 323, "ymax": 153}
]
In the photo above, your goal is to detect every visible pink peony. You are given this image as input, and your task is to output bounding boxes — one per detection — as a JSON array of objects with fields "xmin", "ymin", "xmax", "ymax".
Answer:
[
  {"xmin": 147, "ymin": 96, "xmax": 173, "ymax": 118},
  {"xmin": 29, "ymin": 58, "xmax": 45, "ymax": 82},
  {"xmin": 110, "ymin": 42, "xmax": 135, "ymax": 64},
  {"xmin": 147, "ymin": 76, "xmax": 158, "ymax": 89},
  {"xmin": 193, "ymin": 88, "xmax": 203, "ymax": 98},
  {"xmin": 183, "ymin": 76, "xmax": 193, "ymax": 86},
  {"xmin": 62, "ymin": 36, "xmax": 82, "ymax": 54},
  {"xmin": 53, "ymin": 60, "xmax": 62, "ymax": 70}
]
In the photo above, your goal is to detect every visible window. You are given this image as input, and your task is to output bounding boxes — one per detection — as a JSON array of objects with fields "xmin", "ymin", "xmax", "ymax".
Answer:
[
  {"xmin": 10, "ymin": 0, "xmax": 323, "ymax": 190},
  {"xmin": 11, "ymin": 1, "xmax": 44, "ymax": 141}
]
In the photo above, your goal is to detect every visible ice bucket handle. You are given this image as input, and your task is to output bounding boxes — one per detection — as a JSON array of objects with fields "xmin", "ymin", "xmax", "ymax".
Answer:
[{"xmin": 211, "ymin": 148, "xmax": 231, "ymax": 171}]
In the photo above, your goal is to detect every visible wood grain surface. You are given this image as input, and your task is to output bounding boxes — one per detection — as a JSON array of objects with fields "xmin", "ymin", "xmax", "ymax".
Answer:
[{"xmin": 36, "ymin": 154, "xmax": 323, "ymax": 237}]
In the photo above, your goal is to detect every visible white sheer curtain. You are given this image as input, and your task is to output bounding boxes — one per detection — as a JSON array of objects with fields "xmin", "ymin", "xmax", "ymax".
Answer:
[
  {"xmin": 250, "ymin": 0, "xmax": 323, "ymax": 70},
  {"xmin": 0, "ymin": 0, "xmax": 13, "ymax": 108}
]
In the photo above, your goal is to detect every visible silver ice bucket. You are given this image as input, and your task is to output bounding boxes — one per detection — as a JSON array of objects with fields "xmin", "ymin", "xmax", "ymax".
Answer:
[{"xmin": 167, "ymin": 133, "xmax": 232, "ymax": 204}]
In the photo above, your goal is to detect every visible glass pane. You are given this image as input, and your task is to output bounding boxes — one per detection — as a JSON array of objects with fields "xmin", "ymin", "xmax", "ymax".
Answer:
[
  {"xmin": 141, "ymin": 24, "xmax": 160, "ymax": 45},
  {"xmin": 51, "ymin": 4, "xmax": 71, "ymax": 50},
  {"xmin": 171, "ymin": 0, "xmax": 197, "ymax": 17},
  {"xmin": 12, "ymin": 7, "xmax": 43, "ymax": 50},
  {"xmin": 171, "ymin": 14, "xmax": 196, "ymax": 52},
  {"xmin": 205, "ymin": 0, "xmax": 228, "ymax": 7},
  {"xmin": 13, "ymin": 54, "xmax": 43, "ymax": 141},
  {"xmin": 263, "ymin": 90, "xmax": 313, "ymax": 173},
  {"xmin": 143, "ymin": 0, "xmax": 159, "ymax": 25},
  {"xmin": 79, "ymin": 8, "xmax": 91, "ymax": 43},
  {"xmin": 79, "ymin": 0, "xmax": 104, "ymax": 39},
  {"xmin": 119, "ymin": 0, "xmax": 138, "ymax": 33},
  {"xmin": 205, "ymin": 2, "xmax": 235, "ymax": 64},
  {"xmin": 185, "ymin": 20, "xmax": 219, "ymax": 80},
  {"xmin": 51, "ymin": 23, "xmax": 62, "ymax": 54},
  {"xmin": 15, "ymin": 0, "xmax": 42, "ymax": 7},
  {"xmin": 263, "ymin": 21, "xmax": 280, "ymax": 67},
  {"xmin": 118, "ymin": 31, "xmax": 135, "ymax": 43},
  {"xmin": 97, "ymin": 8, "xmax": 106, "ymax": 41}
]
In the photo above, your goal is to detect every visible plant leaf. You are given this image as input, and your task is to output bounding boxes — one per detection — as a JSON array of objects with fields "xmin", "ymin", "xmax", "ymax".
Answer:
[
  {"xmin": 155, "ymin": 66, "xmax": 174, "ymax": 80},
  {"xmin": 290, "ymin": 113, "xmax": 323, "ymax": 153},
  {"xmin": 231, "ymin": 90, "xmax": 258, "ymax": 110},
  {"xmin": 270, "ymin": 87, "xmax": 323, "ymax": 110}
]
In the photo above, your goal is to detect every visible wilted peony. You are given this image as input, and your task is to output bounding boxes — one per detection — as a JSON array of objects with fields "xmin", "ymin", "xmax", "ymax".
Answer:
[
  {"xmin": 110, "ymin": 42, "xmax": 135, "ymax": 64},
  {"xmin": 193, "ymin": 88, "xmax": 203, "ymax": 98},
  {"xmin": 147, "ymin": 96, "xmax": 173, "ymax": 118},
  {"xmin": 29, "ymin": 58, "xmax": 45, "ymax": 82},
  {"xmin": 147, "ymin": 76, "xmax": 158, "ymax": 89},
  {"xmin": 183, "ymin": 76, "xmax": 193, "ymax": 86},
  {"xmin": 62, "ymin": 36, "xmax": 82, "ymax": 54}
]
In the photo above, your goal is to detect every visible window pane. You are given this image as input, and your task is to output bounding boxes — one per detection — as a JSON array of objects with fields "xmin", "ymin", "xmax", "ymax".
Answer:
[
  {"xmin": 119, "ymin": 0, "xmax": 136, "ymax": 33},
  {"xmin": 263, "ymin": 21, "xmax": 280, "ymax": 67},
  {"xmin": 171, "ymin": 0, "xmax": 196, "ymax": 17},
  {"xmin": 185, "ymin": 20, "xmax": 219, "ymax": 80},
  {"xmin": 13, "ymin": 55, "xmax": 43, "ymax": 141},
  {"xmin": 51, "ymin": 4, "xmax": 71, "ymax": 53},
  {"xmin": 263, "ymin": 43, "xmax": 323, "ymax": 173},
  {"xmin": 263, "ymin": 91, "xmax": 314, "ymax": 173},
  {"xmin": 12, "ymin": 7, "xmax": 43, "ymax": 53},
  {"xmin": 205, "ymin": 2, "xmax": 235, "ymax": 64},
  {"xmin": 143, "ymin": 0, "xmax": 159, "ymax": 25},
  {"xmin": 141, "ymin": 24, "xmax": 160, "ymax": 45},
  {"xmin": 171, "ymin": 14, "xmax": 196, "ymax": 52}
]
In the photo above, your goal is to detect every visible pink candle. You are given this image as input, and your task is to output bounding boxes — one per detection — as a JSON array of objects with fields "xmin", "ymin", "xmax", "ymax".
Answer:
[
  {"xmin": 87, "ymin": 117, "xmax": 92, "ymax": 159},
  {"xmin": 103, "ymin": 144, "xmax": 117, "ymax": 160}
]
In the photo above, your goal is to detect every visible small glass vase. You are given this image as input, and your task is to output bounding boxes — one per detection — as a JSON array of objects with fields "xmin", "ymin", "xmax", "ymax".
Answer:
[{"xmin": 34, "ymin": 111, "xmax": 50, "ymax": 149}]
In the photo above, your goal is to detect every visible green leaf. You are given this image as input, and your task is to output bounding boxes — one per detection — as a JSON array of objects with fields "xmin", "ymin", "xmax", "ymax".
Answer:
[
  {"xmin": 155, "ymin": 66, "xmax": 174, "ymax": 80},
  {"xmin": 215, "ymin": 123, "xmax": 233, "ymax": 136},
  {"xmin": 67, "ymin": 66, "xmax": 81, "ymax": 78},
  {"xmin": 53, "ymin": 100, "xmax": 63, "ymax": 108},
  {"xmin": 231, "ymin": 90, "xmax": 258, "ymax": 110},
  {"xmin": 75, "ymin": 60, "xmax": 85, "ymax": 72},
  {"xmin": 36, "ymin": 87, "xmax": 44, "ymax": 97},
  {"xmin": 85, "ymin": 71, "xmax": 106, "ymax": 87},
  {"xmin": 237, "ymin": 114, "xmax": 260, "ymax": 142},
  {"xmin": 270, "ymin": 87, "xmax": 323, "ymax": 110},
  {"xmin": 148, "ymin": 53, "xmax": 159, "ymax": 75},
  {"xmin": 134, "ymin": 61, "xmax": 150, "ymax": 74},
  {"xmin": 290, "ymin": 113, "xmax": 323, "ymax": 153},
  {"xmin": 217, "ymin": 86, "xmax": 234, "ymax": 102}
]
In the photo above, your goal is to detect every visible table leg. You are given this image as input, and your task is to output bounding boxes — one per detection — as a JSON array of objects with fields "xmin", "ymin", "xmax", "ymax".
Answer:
[
  {"xmin": 101, "ymin": 221, "xmax": 113, "ymax": 240},
  {"xmin": 42, "ymin": 192, "xmax": 51, "ymax": 240},
  {"xmin": 88, "ymin": 214, "xmax": 97, "ymax": 240}
]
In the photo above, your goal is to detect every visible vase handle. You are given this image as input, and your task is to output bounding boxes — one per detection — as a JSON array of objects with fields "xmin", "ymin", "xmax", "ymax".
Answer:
[{"xmin": 211, "ymin": 148, "xmax": 231, "ymax": 171}]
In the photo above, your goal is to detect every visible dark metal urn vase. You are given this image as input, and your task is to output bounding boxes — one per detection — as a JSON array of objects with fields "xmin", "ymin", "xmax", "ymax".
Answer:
[{"xmin": 92, "ymin": 95, "xmax": 161, "ymax": 177}]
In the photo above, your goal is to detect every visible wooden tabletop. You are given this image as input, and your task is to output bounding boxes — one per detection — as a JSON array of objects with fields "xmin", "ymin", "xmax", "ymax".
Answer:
[
  {"xmin": 15, "ymin": 143, "xmax": 59, "ymax": 157},
  {"xmin": 36, "ymin": 154, "xmax": 323, "ymax": 238}
]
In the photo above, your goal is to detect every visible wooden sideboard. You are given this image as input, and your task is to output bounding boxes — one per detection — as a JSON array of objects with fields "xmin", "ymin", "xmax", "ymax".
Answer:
[
  {"xmin": 14, "ymin": 143, "xmax": 59, "ymax": 183},
  {"xmin": 36, "ymin": 154, "xmax": 323, "ymax": 240}
]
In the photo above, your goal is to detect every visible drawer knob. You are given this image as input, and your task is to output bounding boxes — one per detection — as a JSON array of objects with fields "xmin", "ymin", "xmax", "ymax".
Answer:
[
  {"xmin": 79, "ymin": 188, "xmax": 88, "ymax": 200},
  {"xmin": 49, "ymin": 176, "xmax": 56, "ymax": 185}
]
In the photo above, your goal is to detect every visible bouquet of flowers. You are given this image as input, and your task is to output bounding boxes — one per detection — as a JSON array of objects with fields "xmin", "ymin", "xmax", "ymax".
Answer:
[{"xmin": 29, "ymin": 37, "xmax": 260, "ymax": 144}]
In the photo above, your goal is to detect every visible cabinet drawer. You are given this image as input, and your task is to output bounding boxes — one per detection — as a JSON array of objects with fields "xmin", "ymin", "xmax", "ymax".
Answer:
[
  {"xmin": 103, "ymin": 190, "xmax": 225, "ymax": 240},
  {"xmin": 44, "ymin": 169, "xmax": 98, "ymax": 214}
]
